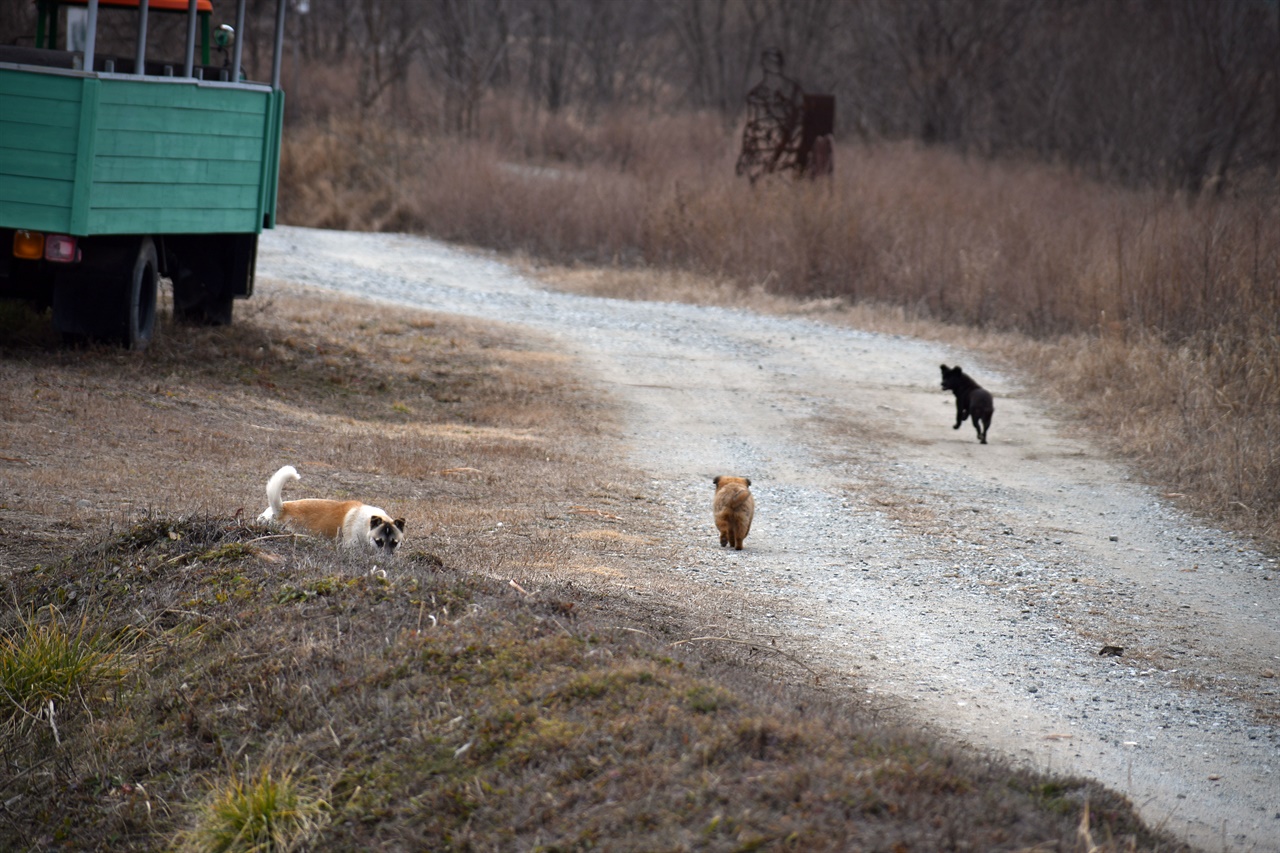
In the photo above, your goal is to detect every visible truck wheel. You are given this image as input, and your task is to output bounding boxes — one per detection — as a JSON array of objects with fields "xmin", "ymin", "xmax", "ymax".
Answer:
[
  {"xmin": 169, "ymin": 234, "xmax": 247, "ymax": 327},
  {"xmin": 52, "ymin": 236, "xmax": 158, "ymax": 349},
  {"xmin": 123, "ymin": 237, "xmax": 159, "ymax": 349}
]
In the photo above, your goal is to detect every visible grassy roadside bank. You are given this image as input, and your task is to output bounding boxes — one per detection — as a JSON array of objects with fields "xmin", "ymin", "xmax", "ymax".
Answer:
[{"xmin": 0, "ymin": 287, "xmax": 1186, "ymax": 851}]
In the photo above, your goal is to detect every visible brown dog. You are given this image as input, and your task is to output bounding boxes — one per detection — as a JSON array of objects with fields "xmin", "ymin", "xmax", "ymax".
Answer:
[{"xmin": 712, "ymin": 475, "xmax": 755, "ymax": 550}]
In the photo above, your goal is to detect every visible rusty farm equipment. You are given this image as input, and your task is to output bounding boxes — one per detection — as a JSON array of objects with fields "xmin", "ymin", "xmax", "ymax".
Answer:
[{"xmin": 735, "ymin": 49, "xmax": 834, "ymax": 183}]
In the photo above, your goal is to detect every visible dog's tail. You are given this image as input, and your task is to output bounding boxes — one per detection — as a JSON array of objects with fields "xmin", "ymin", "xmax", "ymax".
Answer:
[
  {"xmin": 264, "ymin": 465, "xmax": 300, "ymax": 516},
  {"xmin": 725, "ymin": 485, "xmax": 752, "ymax": 509}
]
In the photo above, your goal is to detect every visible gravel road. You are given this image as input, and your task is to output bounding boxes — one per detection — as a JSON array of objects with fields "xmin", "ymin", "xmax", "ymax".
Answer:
[{"xmin": 258, "ymin": 225, "xmax": 1280, "ymax": 852}]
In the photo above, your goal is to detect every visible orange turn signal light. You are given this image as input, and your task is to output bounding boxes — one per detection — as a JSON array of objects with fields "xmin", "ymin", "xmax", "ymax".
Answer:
[{"xmin": 13, "ymin": 230, "xmax": 44, "ymax": 260}]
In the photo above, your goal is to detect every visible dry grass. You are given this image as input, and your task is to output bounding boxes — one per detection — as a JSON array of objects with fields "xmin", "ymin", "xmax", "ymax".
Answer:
[
  {"xmin": 1008, "ymin": 327, "xmax": 1280, "ymax": 542},
  {"xmin": 0, "ymin": 608, "xmax": 130, "ymax": 739},
  {"xmin": 178, "ymin": 762, "xmax": 331, "ymax": 853},
  {"xmin": 276, "ymin": 105, "xmax": 1280, "ymax": 547},
  {"xmin": 0, "ymin": 289, "xmax": 1185, "ymax": 851},
  {"xmin": 0, "ymin": 284, "xmax": 609, "ymax": 539}
]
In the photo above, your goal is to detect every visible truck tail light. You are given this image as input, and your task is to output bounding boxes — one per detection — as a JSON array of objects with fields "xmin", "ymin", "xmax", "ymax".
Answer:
[
  {"xmin": 13, "ymin": 230, "xmax": 44, "ymax": 260},
  {"xmin": 44, "ymin": 234, "xmax": 80, "ymax": 263}
]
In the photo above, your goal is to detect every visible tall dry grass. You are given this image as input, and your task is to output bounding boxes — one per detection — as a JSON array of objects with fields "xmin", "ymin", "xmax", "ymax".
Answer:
[{"xmin": 278, "ymin": 100, "xmax": 1280, "ymax": 544}]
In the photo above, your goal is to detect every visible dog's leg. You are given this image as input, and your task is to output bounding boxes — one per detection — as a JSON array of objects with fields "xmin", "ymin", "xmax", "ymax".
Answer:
[{"xmin": 954, "ymin": 399, "xmax": 967, "ymax": 429}]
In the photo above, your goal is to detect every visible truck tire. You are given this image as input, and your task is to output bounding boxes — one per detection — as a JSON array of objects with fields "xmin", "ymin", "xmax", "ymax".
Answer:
[
  {"xmin": 52, "ymin": 236, "xmax": 158, "ymax": 349},
  {"xmin": 123, "ymin": 237, "xmax": 159, "ymax": 349},
  {"xmin": 169, "ymin": 234, "xmax": 253, "ymax": 327}
]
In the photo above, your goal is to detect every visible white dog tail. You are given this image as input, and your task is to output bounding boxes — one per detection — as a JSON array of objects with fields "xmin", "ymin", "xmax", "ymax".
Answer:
[{"xmin": 263, "ymin": 465, "xmax": 300, "ymax": 516}]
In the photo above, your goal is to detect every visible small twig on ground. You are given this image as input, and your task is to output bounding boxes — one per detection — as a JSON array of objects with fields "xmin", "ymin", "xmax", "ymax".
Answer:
[
  {"xmin": 245, "ymin": 534, "xmax": 304, "ymax": 545},
  {"xmin": 672, "ymin": 634, "xmax": 821, "ymax": 682},
  {"xmin": 604, "ymin": 626, "xmax": 654, "ymax": 638},
  {"xmin": 568, "ymin": 506, "xmax": 623, "ymax": 520}
]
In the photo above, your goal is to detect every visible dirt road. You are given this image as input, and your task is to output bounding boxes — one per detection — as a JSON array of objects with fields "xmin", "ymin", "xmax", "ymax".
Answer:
[{"xmin": 259, "ymin": 226, "xmax": 1280, "ymax": 852}]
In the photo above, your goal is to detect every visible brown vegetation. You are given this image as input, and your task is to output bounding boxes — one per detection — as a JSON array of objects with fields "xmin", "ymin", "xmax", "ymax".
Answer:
[
  {"xmin": 277, "ymin": 106, "xmax": 1280, "ymax": 548},
  {"xmin": 274, "ymin": 1, "xmax": 1278, "ymax": 195},
  {"xmin": 0, "ymin": 292, "xmax": 1186, "ymax": 850}
]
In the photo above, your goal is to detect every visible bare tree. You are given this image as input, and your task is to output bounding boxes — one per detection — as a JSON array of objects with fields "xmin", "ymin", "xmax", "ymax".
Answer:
[
  {"xmin": 351, "ymin": 0, "xmax": 425, "ymax": 114},
  {"xmin": 659, "ymin": 0, "xmax": 758, "ymax": 112},
  {"xmin": 22, "ymin": 0, "xmax": 1255, "ymax": 193},
  {"xmin": 529, "ymin": 0, "xmax": 580, "ymax": 112},
  {"xmin": 1166, "ymin": 0, "xmax": 1278, "ymax": 194},
  {"xmin": 863, "ymin": 0, "xmax": 1030, "ymax": 147},
  {"xmin": 420, "ymin": 0, "xmax": 513, "ymax": 134}
]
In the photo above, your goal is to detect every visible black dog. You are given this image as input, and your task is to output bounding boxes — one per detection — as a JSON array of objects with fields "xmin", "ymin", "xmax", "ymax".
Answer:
[{"xmin": 940, "ymin": 364, "xmax": 994, "ymax": 444}]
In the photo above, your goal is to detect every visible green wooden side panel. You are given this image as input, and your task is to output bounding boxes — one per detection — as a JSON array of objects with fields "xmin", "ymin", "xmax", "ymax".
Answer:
[
  {"xmin": 85, "ymin": 77, "xmax": 272, "ymax": 236},
  {"xmin": 97, "ymin": 107, "xmax": 267, "ymax": 138},
  {"xmin": 0, "ymin": 122, "xmax": 80, "ymax": 155},
  {"xmin": 92, "ymin": 182, "xmax": 261, "ymax": 210},
  {"xmin": 0, "ymin": 65, "xmax": 281, "ymax": 237},
  {"xmin": 0, "ymin": 173, "xmax": 75, "ymax": 208},
  {"xmin": 0, "ymin": 198, "xmax": 76, "ymax": 228},
  {"xmin": 0, "ymin": 68, "xmax": 81, "ymax": 232},
  {"xmin": 0, "ymin": 147, "xmax": 77, "ymax": 177},
  {"xmin": 93, "ymin": 155, "xmax": 261, "ymax": 185},
  {"xmin": 1, "ymin": 94, "xmax": 80, "ymax": 130},
  {"xmin": 87, "ymin": 207, "xmax": 255, "ymax": 233},
  {"xmin": 260, "ymin": 89, "xmax": 284, "ymax": 229},
  {"xmin": 98, "ymin": 79, "xmax": 263, "ymax": 114},
  {"xmin": 96, "ymin": 130, "xmax": 269, "ymax": 161},
  {"xmin": 0, "ymin": 67, "xmax": 81, "ymax": 102},
  {"xmin": 68, "ymin": 77, "xmax": 100, "ymax": 234}
]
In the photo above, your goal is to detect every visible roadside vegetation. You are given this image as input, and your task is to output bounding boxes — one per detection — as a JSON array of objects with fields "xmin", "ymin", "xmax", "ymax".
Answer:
[
  {"xmin": 0, "ymin": 295, "xmax": 1187, "ymax": 850},
  {"xmin": 279, "ymin": 103, "xmax": 1280, "ymax": 550},
  {"xmin": 257, "ymin": 1, "xmax": 1280, "ymax": 549}
]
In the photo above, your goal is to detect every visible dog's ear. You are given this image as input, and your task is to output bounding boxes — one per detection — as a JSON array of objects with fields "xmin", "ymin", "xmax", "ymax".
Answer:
[
  {"xmin": 370, "ymin": 517, "xmax": 382, "ymax": 530},
  {"xmin": 744, "ymin": 478, "xmax": 751, "ymax": 487},
  {"xmin": 393, "ymin": 518, "xmax": 406, "ymax": 532},
  {"xmin": 713, "ymin": 475, "xmax": 721, "ymax": 487}
]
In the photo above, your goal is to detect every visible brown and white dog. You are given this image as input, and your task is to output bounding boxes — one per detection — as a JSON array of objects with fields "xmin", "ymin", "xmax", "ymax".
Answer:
[
  {"xmin": 258, "ymin": 465, "xmax": 405, "ymax": 554},
  {"xmin": 712, "ymin": 475, "xmax": 755, "ymax": 551}
]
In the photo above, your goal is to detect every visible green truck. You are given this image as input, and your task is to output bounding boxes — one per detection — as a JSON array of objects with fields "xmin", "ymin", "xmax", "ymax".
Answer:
[{"xmin": 0, "ymin": 0, "xmax": 286, "ymax": 348}]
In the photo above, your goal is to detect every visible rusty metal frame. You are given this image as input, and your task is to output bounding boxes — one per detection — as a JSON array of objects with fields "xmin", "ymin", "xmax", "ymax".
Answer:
[{"xmin": 736, "ymin": 49, "xmax": 834, "ymax": 182}]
